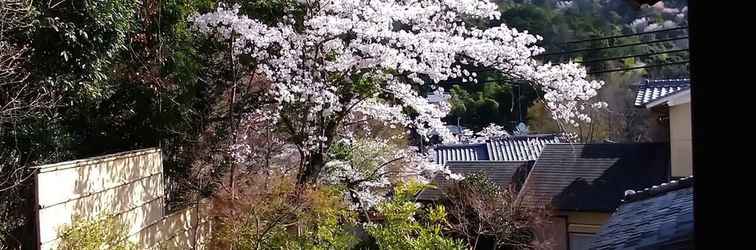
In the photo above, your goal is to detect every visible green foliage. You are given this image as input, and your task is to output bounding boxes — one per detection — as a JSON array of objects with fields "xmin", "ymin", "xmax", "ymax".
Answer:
[
  {"xmin": 351, "ymin": 71, "xmax": 383, "ymax": 98},
  {"xmin": 526, "ymin": 101, "xmax": 561, "ymax": 134},
  {"xmin": 328, "ymin": 139, "xmax": 353, "ymax": 160},
  {"xmin": 57, "ymin": 214, "xmax": 136, "ymax": 250},
  {"xmin": 366, "ymin": 182, "xmax": 467, "ymax": 250},
  {"xmin": 276, "ymin": 187, "xmax": 359, "ymax": 250},
  {"xmin": 457, "ymin": 172, "xmax": 500, "ymax": 196},
  {"xmin": 446, "ymin": 81, "xmax": 515, "ymax": 131},
  {"xmin": 349, "ymin": 139, "xmax": 401, "ymax": 178},
  {"xmin": 215, "ymin": 180, "xmax": 359, "ymax": 250},
  {"xmin": 30, "ymin": 0, "xmax": 139, "ymax": 99}
]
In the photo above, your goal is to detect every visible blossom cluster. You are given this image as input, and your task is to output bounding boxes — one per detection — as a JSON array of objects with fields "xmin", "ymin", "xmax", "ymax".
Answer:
[
  {"xmin": 191, "ymin": 0, "xmax": 604, "ymax": 141},
  {"xmin": 321, "ymin": 138, "xmax": 461, "ymax": 208},
  {"xmin": 190, "ymin": 0, "xmax": 606, "ymax": 188},
  {"xmin": 476, "ymin": 123, "xmax": 510, "ymax": 139}
]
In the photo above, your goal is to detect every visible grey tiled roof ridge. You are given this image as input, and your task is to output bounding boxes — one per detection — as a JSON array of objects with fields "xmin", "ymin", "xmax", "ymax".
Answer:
[
  {"xmin": 433, "ymin": 133, "xmax": 564, "ymax": 148},
  {"xmin": 433, "ymin": 142, "xmax": 487, "ymax": 148},
  {"xmin": 621, "ymin": 176, "xmax": 694, "ymax": 203},
  {"xmin": 444, "ymin": 160, "xmax": 534, "ymax": 163},
  {"xmin": 488, "ymin": 133, "xmax": 564, "ymax": 140},
  {"xmin": 633, "ymin": 78, "xmax": 691, "ymax": 86}
]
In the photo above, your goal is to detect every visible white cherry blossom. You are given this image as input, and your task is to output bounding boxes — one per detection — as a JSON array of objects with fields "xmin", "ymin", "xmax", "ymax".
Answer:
[{"xmin": 190, "ymin": 0, "xmax": 605, "ymax": 184}]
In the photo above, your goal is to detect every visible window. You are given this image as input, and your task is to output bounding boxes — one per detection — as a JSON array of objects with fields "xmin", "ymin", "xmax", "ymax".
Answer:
[{"xmin": 569, "ymin": 233, "xmax": 595, "ymax": 250}]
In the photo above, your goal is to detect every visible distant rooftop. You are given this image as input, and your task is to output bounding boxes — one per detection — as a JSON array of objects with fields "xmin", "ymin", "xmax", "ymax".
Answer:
[
  {"xmin": 634, "ymin": 78, "xmax": 690, "ymax": 107},
  {"xmin": 432, "ymin": 134, "xmax": 563, "ymax": 165}
]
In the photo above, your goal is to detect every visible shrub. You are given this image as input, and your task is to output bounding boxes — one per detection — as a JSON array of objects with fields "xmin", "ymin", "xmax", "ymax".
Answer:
[
  {"xmin": 56, "ymin": 213, "xmax": 136, "ymax": 250},
  {"xmin": 365, "ymin": 181, "xmax": 467, "ymax": 250}
]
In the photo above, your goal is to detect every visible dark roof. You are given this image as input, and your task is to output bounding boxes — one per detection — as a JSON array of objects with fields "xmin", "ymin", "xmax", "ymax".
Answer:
[
  {"xmin": 416, "ymin": 161, "xmax": 534, "ymax": 201},
  {"xmin": 487, "ymin": 134, "xmax": 564, "ymax": 161},
  {"xmin": 634, "ymin": 79, "xmax": 690, "ymax": 107},
  {"xmin": 590, "ymin": 176, "xmax": 694, "ymax": 250},
  {"xmin": 433, "ymin": 143, "xmax": 489, "ymax": 165},
  {"xmin": 517, "ymin": 143, "xmax": 670, "ymax": 212},
  {"xmin": 433, "ymin": 134, "xmax": 563, "ymax": 165}
]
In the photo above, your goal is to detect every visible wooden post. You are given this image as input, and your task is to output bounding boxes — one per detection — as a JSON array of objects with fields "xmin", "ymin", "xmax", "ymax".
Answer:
[{"xmin": 33, "ymin": 169, "xmax": 41, "ymax": 250}]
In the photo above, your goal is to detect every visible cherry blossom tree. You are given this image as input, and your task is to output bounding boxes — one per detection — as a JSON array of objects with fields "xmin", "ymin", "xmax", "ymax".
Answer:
[
  {"xmin": 473, "ymin": 123, "xmax": 511, "ymax": 141},
  {"xmin": 189, "ymin": 0, "xmax": 605, "ymax": 185}
]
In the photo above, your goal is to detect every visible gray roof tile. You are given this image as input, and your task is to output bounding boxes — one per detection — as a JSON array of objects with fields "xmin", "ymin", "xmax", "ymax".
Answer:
[
  {"xmin": 415, "ymin": 161, "xmax": 534, "ymax": 201},
  {"xmin": 634, "ymin": 79, "xmax": 690, "ymax": 107},
  {"xmin": 517, "ymin": 143, "xmax": 670, "ymax": 212},
  {"xmin": 433, "ymin": 134, "xmax": 563, "ymax": 165},
  {"xmin": 590, "ymin": 177, "xmax": 694, "ymax": 250}
]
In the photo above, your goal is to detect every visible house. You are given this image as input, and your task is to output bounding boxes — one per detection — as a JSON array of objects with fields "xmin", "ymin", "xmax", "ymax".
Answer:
[
  {"xmin": 432, "ymin": 134, "xmax": 564, "ymax": 165},
  {"xmin": 415, "ymin": 161, "xmax": 534, "ymax": 202},
  {"xmin": 634, "ymin": 78, "xmax": 692, "ymax": 177},
  {"xmin": 589, "ymin": 176, "xmax": 694, "ymax": 250},
  {"xmin": 516, "ymin": 143, "xmax": 671, "ymax": 250},
  {"xmin": 414, "ymin": 78, "xmax": 694, "ymax": 249}
]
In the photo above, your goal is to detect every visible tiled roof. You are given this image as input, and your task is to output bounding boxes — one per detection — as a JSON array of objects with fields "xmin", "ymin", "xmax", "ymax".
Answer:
[
  {"xmin": 487, "ymin": 134, "xmax": 563, "ymax": 161},
  {"xmin": 433, "ymin": 143, "xmax": 489, "ymax": 165},
  {"xmin": 590, "ymin": 176, "xmax": 694, "ymax": 250},
  {"xmin": 517, "ymin": 143, "xmax": 670, "ymax": 212},
  {"xmin": 622, "ymin": 176, "xmax": 694, "ymax": 203},
  {"xmin": 634, "ymin": 79, "xmax": 690, "ymax": 107},
  {"xmin": 415, "ymin": 161, "xmax": 534, "ymax": 201},
  {"xmin": 433, "ymin": 134, "xmax": 562, "ymax": 166}
]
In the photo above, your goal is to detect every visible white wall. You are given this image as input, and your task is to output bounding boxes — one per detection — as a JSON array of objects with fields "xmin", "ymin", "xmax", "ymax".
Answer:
[
  {"xmin": 35, "ymin": 148, "xmax": 210, "ymax": 249},
  {"xmin": 669, "ymin": 103, "xmax": 692, "ymax": 177}
]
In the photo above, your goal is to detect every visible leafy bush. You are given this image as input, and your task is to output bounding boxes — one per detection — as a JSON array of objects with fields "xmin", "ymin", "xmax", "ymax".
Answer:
[
  {"xmin": 211, "ymin": 173, "xmax": 359, "ymax": 250},
  {"xmin": 56, "ymin": 213, "xmax": 136, "ymax": 250},
  {"xmin": 365, "ymin": 181, "xmax": 467, "ymax": 250}
]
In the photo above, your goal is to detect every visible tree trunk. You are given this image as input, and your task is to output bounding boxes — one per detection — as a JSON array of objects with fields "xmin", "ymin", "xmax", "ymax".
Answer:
[
  {"xmin": 295, "ymin": 117, "xmax": 340, "ymax": 186},
  {"xmin": 297, "ymin": 152, "xmax": 326, "ymax": 185}
]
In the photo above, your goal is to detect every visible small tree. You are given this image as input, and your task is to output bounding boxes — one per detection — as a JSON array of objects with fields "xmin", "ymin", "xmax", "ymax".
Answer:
[
  {"xmin": 442, "ymin": 173, "xmax": 552, "ymax": 250},
  {"xmin": 211, "ymin": 172, "xmax": 360, "ymax": 249},
  {"xmin": 365, "ymin": 181, "xmax": 467, "ymax": 250}
]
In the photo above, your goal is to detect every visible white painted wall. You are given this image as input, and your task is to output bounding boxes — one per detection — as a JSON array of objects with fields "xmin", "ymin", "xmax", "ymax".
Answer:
[
  {"xmin": 669, "ymin": 102, "xmax": 692, "ymax": 177},
  {"xmin": 35, "ymin": 148, "xmax": 210, "ymax": 249}
]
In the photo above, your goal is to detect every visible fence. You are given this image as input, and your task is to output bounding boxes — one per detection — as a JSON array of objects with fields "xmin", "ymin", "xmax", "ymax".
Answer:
[{"xmin": 33, "ymin": 148, "xmax": 210, "ymax": 249}]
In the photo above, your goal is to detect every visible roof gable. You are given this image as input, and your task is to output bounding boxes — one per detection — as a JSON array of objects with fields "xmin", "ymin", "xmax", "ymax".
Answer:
[
  {"xmin": 517, "ymin": 143, "xmax": 670, "ymax": 212},
  {"xmin": 416, "ymin": 161, "xmax": 534, "ymax": 201}
]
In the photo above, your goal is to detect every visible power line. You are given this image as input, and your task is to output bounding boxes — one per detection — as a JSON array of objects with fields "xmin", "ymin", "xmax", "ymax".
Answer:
[
  {"xmin": 587, "ymin": 60, "xmax": 689, "ymax": 74},
  {"xmin": 559, "ymin": 26, "xmax": 688, "ymax": 45},
  {"xmin": 441, "ymin": 60, "xmax": 688, "ymax": 84},
  {"xmin": 537, "ymin": 36, "xmax": 689, "ymax": 58},
  {"xmin": 441, "ymin": 78, "xmax": 524, "ymax": 86},
  {"xmin": 575, "ymin": 48, "xmax": 689, "ymax": 64}
]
